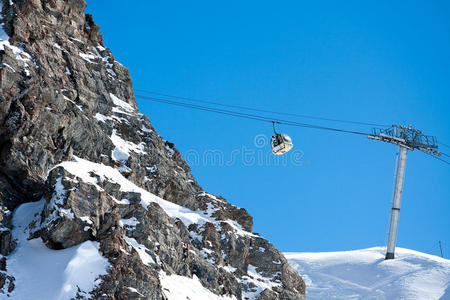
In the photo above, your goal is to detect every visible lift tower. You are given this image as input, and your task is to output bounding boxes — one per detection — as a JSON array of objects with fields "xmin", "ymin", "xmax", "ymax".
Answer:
[{"xmin": 368, "ymin": 125, "xmax": 441, "ymax": 260}]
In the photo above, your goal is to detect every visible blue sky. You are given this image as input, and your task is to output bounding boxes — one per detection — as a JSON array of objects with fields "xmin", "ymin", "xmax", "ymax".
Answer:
[{"xmin": 86, "ymin": 1, "xmax": 450, "ymax": 255}]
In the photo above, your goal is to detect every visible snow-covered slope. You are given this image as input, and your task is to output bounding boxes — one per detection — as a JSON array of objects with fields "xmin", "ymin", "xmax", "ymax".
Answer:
[
  {"xmin": 6, "ymin": 200, "xmax": 109, "ymax": 300},
  {"xmin": 285, "ymin": 247, "xmax": 450, "ymax": 300}
]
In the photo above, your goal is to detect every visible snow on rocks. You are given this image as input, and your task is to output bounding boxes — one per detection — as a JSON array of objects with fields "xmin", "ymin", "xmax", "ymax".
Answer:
[
  {"xmin": 93, "ymin": 94, "xmax": 148, "ymax": 165},
  {"xmin": 79, "ymin": 52, "xmax": 97, "ymax": 64},
  {"xmin": 124, "ymin": 236, "xmax": 155, "ymax": 266},
  {"xmin": 200, "ymin": 247, "xmax": 216, "ymax": 265},
  {"xmin": 0, "ymin": 39, "xmax": 35, "ymax": 76},
  {"xmin": 110, "ymin": 93, "xmax": 136, "ymax": 115},
  {"xmin": 140, "ymin": 125, "xmax": 152, "ymax": 133},
  {"xmin": 147, "ymin": 165, "xmax": 157, "ymax": 173},
  {"xmin": 94, "ymin": 112, "xmax": 110, "ymax": 123},
  {"xmin": 0, "ymin": 3, "xmax": 8, "ymax": 42},
  {"xmin": 55, "ymin": 156, "xmax": 255, "ymax": 238},
  {"xmin": 0, "ymin": 6, "xmax": 37, "ymax": 77},
  {"xmin": 0, "ymin": 2, "xmax": 9, "ymax": 42},
  {"xmin": 119, "ymin": 217, "xmax": 139, "ymax": 230},
  {"xmin": 44, "ymin": 177, "xmax": 75, "ymax": 222},
  {"xmin": 165, "ymin": 144, "xmax": 175, "ymax": 158},
  {"xmin": 6, "ymin": 200, "xmax": 109, "ymax": 299},
  {"xmin": 285, "ymin": 247, "xmax": 450, "ymax": 300},
  {"xmin": 63, "ymin": 95, "xmax": 83, "ymax": 112},
  {"xmin": 221, "ymin": 265, "xmax": 237, "ymax": 273},
  {"xmin": 110, "ymin": 129, "xmax": 146, "ymax": 162},
  {"xmin": 159, "ymin": 271, "xmax": 237, "ymax": 300},
  {"xmin": 94, "ymin": 112, "xmax": 128, "ymax": 125},
  {"xmin": 38, "ymin": 156, "xmax": 296, "ymax": 299},
  {"xmin": 198, "ymin": 192, "xmax": 224, "ymax": 203},
  {"xmin": 126, "ymin": 286, "xmax": 144, "ymax": 297},
  {"xmin": 79, "ymin": 47, "xmax": 117, "ymax": 78},
  {"xmin": 241, "ymin": 264, "xmax": 282, "ymax": 299}
]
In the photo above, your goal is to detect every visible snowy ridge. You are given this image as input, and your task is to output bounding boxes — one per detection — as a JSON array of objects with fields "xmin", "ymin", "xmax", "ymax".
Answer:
[
  {"xmin": 54, "ymin": 156, "xmax": 255, "ymax": 237},
  {"xmin": 285, "ymin": 247, "xmax": 450, "ymax": 300}
]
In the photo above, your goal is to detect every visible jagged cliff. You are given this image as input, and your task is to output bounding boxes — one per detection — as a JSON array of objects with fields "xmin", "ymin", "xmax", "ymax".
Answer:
[{"xmin": 0, "ymin": 0, "xmax": 305, "ymax": 299}]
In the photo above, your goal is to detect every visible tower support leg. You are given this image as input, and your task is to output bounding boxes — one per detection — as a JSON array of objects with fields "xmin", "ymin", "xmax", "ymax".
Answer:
[{"xmin": 386, "ymin": 146, "xmax": 408, "ymax": 260}]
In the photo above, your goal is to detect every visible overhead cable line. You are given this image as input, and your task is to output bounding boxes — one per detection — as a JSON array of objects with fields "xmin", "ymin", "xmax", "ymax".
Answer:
[
  {"xmin": 133, "ymin": 94, "xmax": 449, "ymax": 167},
  {"xmin": 439, "ymin": 142, "xmax": 450, "ymax": 150},
  {"xmin": 134, "ymin": 94, "xmax": 369, "ymax": 136},
  {"xmin": 134, "ymin": 89, "xmax": 389, "ymax": 127},
  {"xmin": 440, "ymin": 152, "xmax": 450, "ymax": 158},
  {"xmin": 423, "ymin": 152, "xmax": 450, "ymax": 165}
]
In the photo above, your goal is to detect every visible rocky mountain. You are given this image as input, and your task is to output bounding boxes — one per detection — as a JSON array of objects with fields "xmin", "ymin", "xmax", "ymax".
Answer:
[{"xmin": 0, "ymin": 0, "xmax": 305, "ymax": 299}]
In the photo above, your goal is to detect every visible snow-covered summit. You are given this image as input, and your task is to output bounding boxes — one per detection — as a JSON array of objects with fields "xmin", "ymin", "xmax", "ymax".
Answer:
[{"xmin": 285, "ymin": 247, "xmax": 450, "ymax": 300}]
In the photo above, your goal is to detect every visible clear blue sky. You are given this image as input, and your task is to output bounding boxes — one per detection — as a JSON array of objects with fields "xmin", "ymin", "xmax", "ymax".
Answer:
[{"xmin": 85, "ymin": 1, "xmax": 450, "ymax": 256}]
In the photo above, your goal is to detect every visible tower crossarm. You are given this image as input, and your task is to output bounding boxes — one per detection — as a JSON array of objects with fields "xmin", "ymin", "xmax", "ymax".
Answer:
[{"xmin": 367, "ymin": 125, "xmax": 441, "ymax": 155}]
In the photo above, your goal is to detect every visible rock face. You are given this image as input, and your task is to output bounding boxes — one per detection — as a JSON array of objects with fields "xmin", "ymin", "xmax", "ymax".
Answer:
[{"xmin": 0, "ymin": 0, "xmax": 306, "ymax": 299}]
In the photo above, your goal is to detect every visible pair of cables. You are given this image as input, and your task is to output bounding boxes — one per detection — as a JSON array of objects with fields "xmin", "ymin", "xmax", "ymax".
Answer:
[{"xmin": 133, "ymin": 89, "xmax": 450, "ymax": 165}]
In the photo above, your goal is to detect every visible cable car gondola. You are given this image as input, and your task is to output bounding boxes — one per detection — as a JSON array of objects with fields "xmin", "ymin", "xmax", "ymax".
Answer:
[{"xmin": 271, "ymin": 122, "xmax": 293, "ymax": 155}]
